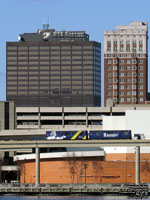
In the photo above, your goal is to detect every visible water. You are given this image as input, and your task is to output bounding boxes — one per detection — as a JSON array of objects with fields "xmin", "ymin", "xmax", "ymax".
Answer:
[{"xmin": 0, "ymin": 196, "xmax": 149, "ymax": 200}]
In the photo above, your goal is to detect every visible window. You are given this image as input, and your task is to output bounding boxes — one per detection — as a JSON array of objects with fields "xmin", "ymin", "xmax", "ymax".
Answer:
[
  {"xmin": 126, "ymin": 72, "xmax": 131, "ymax": 76},
  {"xmin": 114, "ymin": 47, "xmax": 117, "ymax": 52},
  {"xmin": 126, "ymin": 85, "xmax": 130, "ymax": 89},
  {"xmin": 107, "ymin": 66, "xmax": 111, "ymax": 70},
  {"xmin": 139, "ymin": 66, "xmax": 143, "ymax": 70},
  {"xmin": 107, "ymin": 54, "xmax": 111, "ymax": 57},
  {"xmin": 132, "ymin": 91, "xmax": 136, "ymax": 96},
  {"xmin": 133, "ymin": 54, "xmax": 136, "ymax": 58},
  {"xmin": 113, "ymin": 91, "xmax": 118, "ymax": 96},
  {"xmin": 127, "ymin": 91, "xmax": 130, "ymax": 96},
  {"xmin": 107, "ymin": 41, "xmax": 111, "ymax": 45},
  {"xmin": 133, "ymin": 40, "xmax": 136, "ymax": 44},
  {"xmin": 107, "ymin": 91, "xmax": 111, "ymax": 96},
  {"xmin": 132, "ymin": 85, "xmax": 136, "ymax": 89},
  {"xmin": 107, "ymin": 85, "xmax": 111, "ymax": 89},
  {"xmin": 107, "ymin": 79, "xmax": 111, "ymax": 83},
  {"xmin": 133, "ymin": 48, "xmax": 136, "ymax": 52},
  {"xmin": 113, "ymin": 66, "xmax": 117, "ymax": 70},
  {"xmin": 139, "ymin": 47, "xmax": 143, "ymax": 52},
  {"xmin": 120, "ymin": 66, "xmax": 124, "ymax": 70},
  {"xmin": 139, "ymin": 54, "xmax": 143, "ymax": 57},
  {"xmin": 107, "ymin": 72, "xmax": 111, "ymax": 77},
  {"xmin": 132, "ymin": 79, "xmax": 136, "ymax": 83},
  {"xmin": 113, "ymin": 60, "xmax": 118, "ymax": 64},
  {"xmin": 120, "ymin": 41, "xmax": 124, "ymax": 45},
  {"xmin": 107, "ymin": 60, "xmax": 112, "ymax": 64},
  {"xmin": 139, "ymin": 40, "xmax": 143, "ymax": 45},
  {"xmin": 120, "ymin": 59, "xmax": 124, "ymax": 64},
  {"xmin": 139, "ymin": 91, "xmax": 143, "ymax": 96},
  {"xmin": 120, "ymin": 98, "xmax": 124, "ymax": 102},
  {"xmin": 114, "ymin": 41, "xmax": 117, "ymax": 45},
  {"xmin": 139, "ymin": 98, "xmax": 143, "ymax": 102},
  {"xmin": 113, "ymin": 98, "xmax": 117, "ymax": 102},
  {"xmin": 126, "ymin": 60, "xmax": 131, "ymax": 64},
  {"xmin": 126, "ymin": 41, "xmax": 130, "ymax": 45},
  {"xmin": 127, "ymin": 66, "xmax": 131, "ymax": 70},
  {"xmin": 132, "ymin": 72, "xmax": 137, "ymax": 77},
  {"xmin": 120, "ymin": 72, "xmax": 124, "ymax": 77},
  {"xmin": 120, "ymin": 85, "xmax": 124, "ymax": 89},
  {"xmin": 120, "ymin": 91, "xmax": 124, "ymax": 96},
  {"xmin": 120, "ymin": 47, "xmax": 124, "ymax": 52},
  {"xmin": 132, "ymin": 60, "xmax": 136, "ymax": 64},
  {"xmin": 132, "ymin": 66, "xmax": 137, "ymax": 70},
  {"xmin": 132, "ymin": 98, "xmax": 137, "ymax": 102},
  {"xmin": 126, "ymin": 54, "xmax": 131, "ymax": 58},
  {"xmin": 120, "ymin": 54, "xmax": 124, "ymax": 57},
  {"xmin": 139, "ymin": 73, "xmax": 143, "ymax": 77},
  {"xmin": 127, "ymin": 78, "xmax": 130, "ymax": 83},
  {"xmin": 127, "ymin": 98, "xmax": 130, "ymax": 102},
  {"xmin": 139, "ymin": 59, "xmax": 143, "ymax": 64},
  {"xmin": 120, "ymin": 79, "xmax": 124, "ymax": 83},
  {"xmin": 113, "ymin": 72, "xmax": 117, "ymax": 77},
  {"xmin": 113, "ymin": 85, "xmax": 117, "ymax": 89},
  {"xmin": 126, "ymin": 47, "xmax": 130, "ymax": 52},
  {"xmin": 113, "ymin": 78, "xmax": 118, "ymax": 83},
  {"xmin": 139, "ymin": 85, "xmax": 143, "ymax": 89},
  {"xmin": 139, "ymin": 79, "xmax": 143, "ymax": 83}
]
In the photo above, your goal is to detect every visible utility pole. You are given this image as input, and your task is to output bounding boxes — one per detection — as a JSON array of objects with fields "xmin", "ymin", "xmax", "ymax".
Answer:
[{"xmin": 84, "ymin": 163, "xmax": 88, "ymax": 186}]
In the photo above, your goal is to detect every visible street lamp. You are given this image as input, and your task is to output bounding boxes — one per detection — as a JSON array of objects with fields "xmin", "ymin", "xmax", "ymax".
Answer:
[{"xmin": 84, "ymin": 163, "xmax": 88, "ymax": 186}]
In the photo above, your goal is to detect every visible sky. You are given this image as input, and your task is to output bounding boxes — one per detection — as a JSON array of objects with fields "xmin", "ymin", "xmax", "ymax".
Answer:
[{"xmin": 0, "ymin": 0, "xmax": 150, "ymax": 104}]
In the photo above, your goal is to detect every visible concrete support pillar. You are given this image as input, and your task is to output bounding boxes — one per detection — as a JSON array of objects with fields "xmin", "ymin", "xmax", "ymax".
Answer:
[
  {"xmin": 62, "ymin": 107, "xmax": 64, "ymax": 128},
  {"xmin": 135, "ymin": 146, "xmax": 140, "ymax": 185},
  {"xmin": 86, "ymin": 107, "xmax": 88, "ymax": 128},
  {"xmin": 36, "ymin": 147, "xmax": 40, "ymax": 187},
  {"xmin": 38, "ymin": 107, "xmax": 41, "ymax": 129}
]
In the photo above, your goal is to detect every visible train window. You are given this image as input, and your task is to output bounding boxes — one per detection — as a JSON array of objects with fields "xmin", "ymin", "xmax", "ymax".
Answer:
[
  {"xmin": 80, "ymin": 132, "xmax": 84, "ymax": 136},
  {"xmin": 96, "ymin": 132, "xmax": 100, "ymax": 136},
  {"xmin": 57, "ymin": 132, "xmax": 63, "ymax": 137},
  {"xmin": 122, "ymin": 132, "xmax": 127, "ymax": 135},
  {"xmin": 65, "ymin": 132, "xmax": 71, "ymax": 136}
]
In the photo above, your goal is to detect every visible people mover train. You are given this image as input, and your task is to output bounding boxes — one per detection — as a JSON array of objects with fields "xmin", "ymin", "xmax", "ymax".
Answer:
[{"xmin": 46, "ymin": 130, "xmax": 132, "ymax": 140}]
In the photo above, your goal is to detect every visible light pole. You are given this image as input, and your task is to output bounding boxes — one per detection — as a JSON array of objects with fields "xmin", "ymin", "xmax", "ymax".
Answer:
[{"xmin": 84, "ymin": 163, "xmax": 88, "ymax": 186}]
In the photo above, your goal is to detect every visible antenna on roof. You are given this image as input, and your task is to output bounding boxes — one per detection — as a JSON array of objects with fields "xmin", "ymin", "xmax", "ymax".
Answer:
[{"xmin": 43, "ymin": 17, "xmax": 50, "ymax": 29}]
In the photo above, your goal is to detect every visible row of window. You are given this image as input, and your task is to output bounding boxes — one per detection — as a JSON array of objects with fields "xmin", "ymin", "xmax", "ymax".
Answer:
[
  {"xmin": 107, "ymin": 47, "xmax": 143, "ymax": 52},
  {"xmin": 107, "ymin": 78, "xmax": 144, "ymax": 83},
  {"xmin": 107, "ymin": 85, "xmax": 143, "ymax": 89},
  {"xmin": 107, "ymin": 40, "xmax": 143, "ymax": 45},
  {"xmin": 107, "ymin": 72, "xmax": 143, "ymax": 77},
  {"xmin": 105, "ymin": 53, "xmax": 145, "ymax": 58},
  {"xmin": 107, "ymin": 59, "xmax": 144, "ymax": 64},
  {"xmin": 107, "ymin": 65, "xmax": 143, "ymax": 70},
  {"xmin": 107, "ymin": 91, "xmax": 143, "ymax": 96},
  {"xmin": 7, "ymin": 46, "xmax": 94, "ymax": 51},
  {"xmin": 112, "ymin": 97, "xmax": 144, "ymax": 103}
]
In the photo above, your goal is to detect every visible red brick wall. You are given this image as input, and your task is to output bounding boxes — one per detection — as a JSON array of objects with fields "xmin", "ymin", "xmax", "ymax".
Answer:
[{"xmin": 18, "ymin": 155, "xmax": 150, "ymax": 184}]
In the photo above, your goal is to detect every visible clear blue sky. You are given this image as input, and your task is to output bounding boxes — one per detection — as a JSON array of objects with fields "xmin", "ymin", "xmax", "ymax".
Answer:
[{"xmin": 0, "ymin": 0, "xmax": 150, "ymax": 105}]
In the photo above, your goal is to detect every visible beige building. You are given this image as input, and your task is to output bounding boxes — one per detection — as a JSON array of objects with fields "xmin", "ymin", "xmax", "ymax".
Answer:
[{"xmin": 104, "ymin": 22, "xmax": 148, "ymax": 106}]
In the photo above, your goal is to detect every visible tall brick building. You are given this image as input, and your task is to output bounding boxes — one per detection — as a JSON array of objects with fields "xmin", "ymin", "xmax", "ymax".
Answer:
[
  {"xmin": 6, "ymin": 26, "xmax": 101, "ymax": 107},
  {"xmin": 104, "ymin": 22, "xmax": 148, "ymax": 106}
]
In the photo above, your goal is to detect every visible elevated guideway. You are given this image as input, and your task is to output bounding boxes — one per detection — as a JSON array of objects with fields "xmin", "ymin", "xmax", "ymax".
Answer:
[{"xmin": 0, "ymin": 139, "xmax": 149, "ymax": 186}]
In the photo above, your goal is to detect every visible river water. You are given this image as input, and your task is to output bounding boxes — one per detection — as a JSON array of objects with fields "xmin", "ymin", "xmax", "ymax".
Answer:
[{"xmin": 0, "ymin": 196, "xmax": 149, "ymax": 200}]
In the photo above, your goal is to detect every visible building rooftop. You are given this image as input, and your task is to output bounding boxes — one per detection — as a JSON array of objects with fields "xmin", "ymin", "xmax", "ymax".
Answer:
[{"xmin": 18, "ymin": 26, "xmax": 89, "ymax": 42}]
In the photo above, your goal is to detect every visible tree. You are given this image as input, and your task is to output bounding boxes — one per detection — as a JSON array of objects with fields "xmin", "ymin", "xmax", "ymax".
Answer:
[{"xmin": 92, "ymin": 159, "xmax": 103, "ymax": 184}]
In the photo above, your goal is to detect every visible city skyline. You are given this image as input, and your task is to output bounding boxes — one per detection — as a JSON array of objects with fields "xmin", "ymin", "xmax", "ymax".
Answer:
[{"xmin": 1, "ymin": 0, "xmax": 150, "ymax": 105}]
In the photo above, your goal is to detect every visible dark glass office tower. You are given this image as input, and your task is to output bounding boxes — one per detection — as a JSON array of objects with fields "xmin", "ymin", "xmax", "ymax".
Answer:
[{"xmin": 6, "ymin": 27, "xmax": 101, "ymax": 107}]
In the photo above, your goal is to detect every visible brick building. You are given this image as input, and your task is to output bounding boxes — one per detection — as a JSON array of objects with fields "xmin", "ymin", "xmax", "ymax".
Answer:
[{"xmin": 104, "ymin": 22, "xmax": 148, "ymax": 106}]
